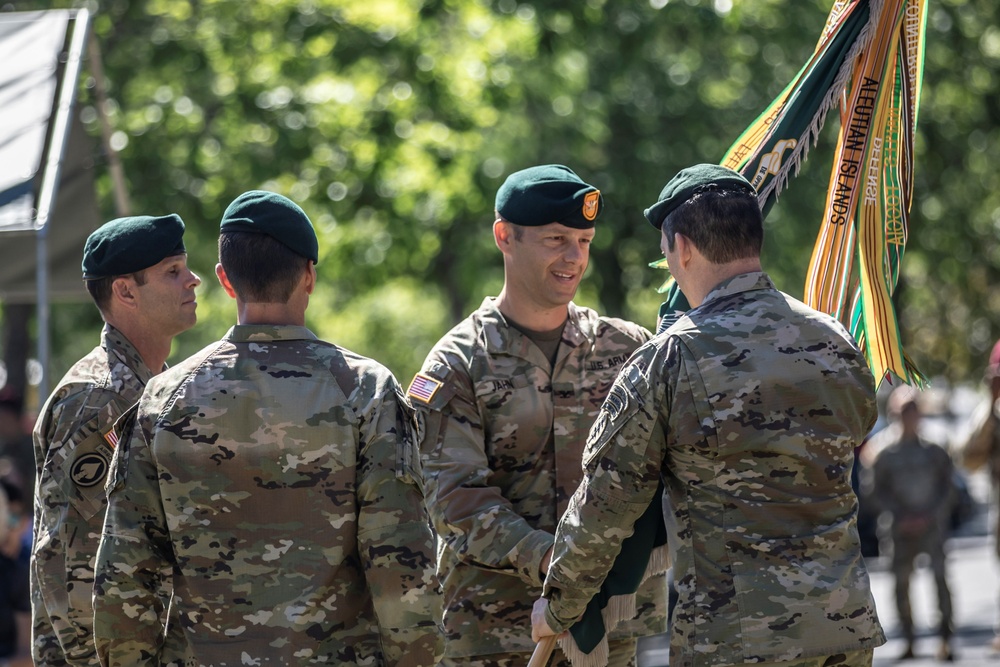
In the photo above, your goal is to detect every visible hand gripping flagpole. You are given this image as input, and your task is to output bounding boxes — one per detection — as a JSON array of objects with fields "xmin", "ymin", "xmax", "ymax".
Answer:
[{"xmin": 528, "ymin": 636, "xmax": 558, "ymax": 667}]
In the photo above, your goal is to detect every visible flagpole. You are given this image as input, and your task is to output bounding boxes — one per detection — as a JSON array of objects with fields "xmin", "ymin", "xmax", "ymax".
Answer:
[{"xmin": 528, "ymin": 636, "xmax": 557, "ymax": 667}]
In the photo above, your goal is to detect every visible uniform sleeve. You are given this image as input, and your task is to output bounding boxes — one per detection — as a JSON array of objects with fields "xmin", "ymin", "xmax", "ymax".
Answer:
[
  {"xmin": 412, "ymin": 360, "xmax": 554, "ymax": 587},
  {"xmin": 92, "ymin": 406, "xmax": 172, "ymax": 667},
  {"xmin": 958, "ymin": 398, "xmax": 998, "ymax": 472},
  {"xmin": 357, "ymin": 381, "xmax": 444, "ymax": 667},
  {"xmin": 542, "ymin": 354, "xmax": 667, "ymax": 632},
  {"xmin": 30, "ymin": 398, "xmax": 65, "ymax": 665},
  {"xmin": 31, "ymin": 390, "xmax": 117, "ymax": 666}
]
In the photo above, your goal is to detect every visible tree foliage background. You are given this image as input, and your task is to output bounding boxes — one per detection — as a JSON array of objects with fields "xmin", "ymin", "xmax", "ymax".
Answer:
[{"xmin": 4, "ymin": 0, "xmax": 999, "ymax": 394}]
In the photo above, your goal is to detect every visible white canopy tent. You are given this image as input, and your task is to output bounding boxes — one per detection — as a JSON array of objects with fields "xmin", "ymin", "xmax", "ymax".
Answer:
[{"xmin": 0, "ymin": 9, "xmax": 101, "ymax": 396}]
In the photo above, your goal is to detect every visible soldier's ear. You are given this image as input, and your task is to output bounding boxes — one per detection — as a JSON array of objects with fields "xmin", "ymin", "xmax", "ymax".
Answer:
[
  {"xmin": 494, "ymin": 220, "xmax": 514, "ymax": 253},
  {"xmin": 110, "ymin": 276, "xmax": 138, "ymax": 309},
  {"xmin": 674, "ymin": 233, "xmax": 696, "ymax": 270},
  {"xmin": 215, "ymin": 264, "xmax": 237, "ymax": 299},
  {"xmin": 303, "ymin": 262, "xmax": 316, "ymax": 295}
]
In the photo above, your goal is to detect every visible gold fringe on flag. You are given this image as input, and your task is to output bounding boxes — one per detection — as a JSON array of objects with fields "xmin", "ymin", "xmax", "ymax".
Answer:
[
  {"xmin": 556, "ymin": 545, "xmax": 670, "ymax": 667},
  {"xmin": 720, "ymin": 0, "xmax": 928, "ymax": 387}
]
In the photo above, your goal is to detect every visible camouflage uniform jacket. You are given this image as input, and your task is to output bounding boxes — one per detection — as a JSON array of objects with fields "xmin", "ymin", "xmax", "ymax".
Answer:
[
  {"xmin": 410, "ymin": 298, "xmax": 666, "ymax": 656},
  {"xmin": 32, "ymin": 324, "xmax": 157, "ymax": 666},
  {"xmin": 92, "ymin": 324, "xmax": 443, "ymax": 667},
  {"xmin": 543, "ymin": 273, "xmax": 886, "ymax": 667}
]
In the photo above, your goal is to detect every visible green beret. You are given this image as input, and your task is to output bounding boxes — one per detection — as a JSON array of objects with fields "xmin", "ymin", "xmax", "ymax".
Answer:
[
  {"xmin": 644, "ymin": 164, "xmax": 757, "ymax": 230},
  {"xmin": 220, "ymin": 190, "xmax": 318, "ymax": 263},
  {"xmin": 82, "ymin": 214, "xmax": 186, "ymax": 280},
  {"xmin": 495, "ymin": 164, "xmax": 603, "ymax": 229}
]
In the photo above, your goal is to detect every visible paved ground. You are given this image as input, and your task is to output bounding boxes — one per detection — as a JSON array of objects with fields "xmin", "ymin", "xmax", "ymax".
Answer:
[
  {"xmin": 637, "ymin": 471, "xmax": 999, "ymax": 667},
  {"xmin": 868, "ymin": 532, "xmax": 998, "ymax": 666}
]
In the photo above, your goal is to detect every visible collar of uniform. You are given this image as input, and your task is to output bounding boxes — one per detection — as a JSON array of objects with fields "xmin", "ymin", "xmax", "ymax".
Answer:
[
  {"xmin": 700, "ymin": 271, "xmax": 775, "ymax": 308},
  {"xmin": 225, "ymin": 324, "xmax": 320, "ymax": 343},
  {"xmin": 477, "ymin": 297, "xmax": 593, "ymax": 354},
  {"xmin": 102, "ymin": 323, "xmax": 158, "ymax": 383},
  {"xmin": 563, "ymin": 302, "xmax": 593, "ymax": 346}
]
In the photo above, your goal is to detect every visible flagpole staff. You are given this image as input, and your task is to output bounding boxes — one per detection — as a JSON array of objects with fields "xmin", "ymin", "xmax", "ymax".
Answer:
[{"xmin": 528, "ymin": 636, "xmax": 557, "ymax": 667}]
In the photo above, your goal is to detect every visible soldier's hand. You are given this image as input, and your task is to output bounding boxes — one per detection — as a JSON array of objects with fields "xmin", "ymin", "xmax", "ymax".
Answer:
[{"xmin": 531, "ymin": 597, "xmax": 559, "ymax": 642}]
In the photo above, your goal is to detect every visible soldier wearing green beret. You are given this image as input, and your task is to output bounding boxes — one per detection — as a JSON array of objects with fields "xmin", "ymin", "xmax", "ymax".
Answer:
[
  {"xmin": 31, "ymin": 214, "xmax": 200, "ymax": 666},
  {"xmin": 408, "ymin": 165, "xmax": 668, "ymax": 667},
  {"xmin": 533, "ymin": 164, "xmax": 886, "ymax": 667},
  {"xmin": 92, "ymin": 191, "xmax": 443, "ymax": 666}
]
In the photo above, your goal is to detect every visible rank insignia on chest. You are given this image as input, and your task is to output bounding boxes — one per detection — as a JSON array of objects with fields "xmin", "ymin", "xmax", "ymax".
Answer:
[{"xmin": 408, "ymin": 373, "xmax": 443, "ymax": 404}]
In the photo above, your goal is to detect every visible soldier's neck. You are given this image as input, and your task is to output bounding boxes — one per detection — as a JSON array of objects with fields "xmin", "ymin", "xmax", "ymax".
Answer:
[
  {"xmin": 686, "ymin": 257, "xmax": 763, "ymax": 307},
  {"xmin": 237, "ymin": 301, "xmax": 307, "ymax": 327},
  {"xmin": 106, "ymin": 317, "xmax": 171, "ymax": 373},
  {"xmin": 494, "ymin": 289, "xmax": 569, "ymax": 332}
]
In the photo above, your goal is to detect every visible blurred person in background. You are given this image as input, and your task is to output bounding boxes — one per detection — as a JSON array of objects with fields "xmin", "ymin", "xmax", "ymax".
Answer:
[
  {"xmin": 0, "ymin": 390, "xmax": 32, "ymax": 500},
  {"xmin": 865, "ymin": 385, "xmax": 956, "ymax": 661},
  {"xmin": 0, "ymin": 478, "xmax": 31, "ymax": 667},
  {"xmin": 958, "ymin": 338, "xmax": 1000, "ymax": 654}
]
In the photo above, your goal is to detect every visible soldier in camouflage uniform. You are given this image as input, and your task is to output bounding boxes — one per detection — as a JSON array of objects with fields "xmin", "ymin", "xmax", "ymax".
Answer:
[
  {"xmin": 92, "ymin": 191, "xmax": 443, "ymax": 666},
  {"xmin": 533, "ymin": 164, "xmax": 886, "ymax": 667},
  {"xmin": 32, "ymin": 215, "xmax": 200, "ymax": 666},
  {"xmin": 867, "ymin": 386, "xmax": 954, "ymax": 661},
  {"xmin": 408, "ymin": 165, "xmax": 667, "ymax": 667}
]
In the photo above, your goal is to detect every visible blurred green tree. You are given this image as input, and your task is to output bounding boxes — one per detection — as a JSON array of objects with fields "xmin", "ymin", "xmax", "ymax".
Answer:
[{"xmin": 4, "ymin": 0, "xmax": 999, "ymax": 389}]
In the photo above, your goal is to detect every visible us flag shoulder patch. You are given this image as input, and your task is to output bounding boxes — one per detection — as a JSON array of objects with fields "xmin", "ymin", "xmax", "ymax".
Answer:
[
  {"xmin": 102, "ymin": 426, "xmax": 119, "ymax": 449},
  {"xmin": 408, "ymin": 373, "xmax": 442, "ymax": 404}
]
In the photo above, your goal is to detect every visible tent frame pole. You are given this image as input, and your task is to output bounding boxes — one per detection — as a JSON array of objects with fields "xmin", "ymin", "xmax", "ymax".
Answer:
[{"xmin": 34, "ymin": 8, "xmax": 91, "ymax": 399}]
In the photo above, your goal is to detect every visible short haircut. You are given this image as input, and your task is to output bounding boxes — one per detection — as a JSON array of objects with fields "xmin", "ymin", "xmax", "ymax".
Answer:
[
  {"xmin": 510, "ymin": 222, "xmax": 524, "ymax": 242},
  {"xmin": 85, "ymin": 269, "xmax": 147, "ymax": 313},
  {"xmin": 219, "ymin": 231, "xmax": 309, "ymax": 303},
  {"xmin": 661, "ymin": 187, "xmax": 763, "ymax": 263},
  {"xmin": 495, "ymin": 213, "xmax": 525, "ymax": 242}
]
